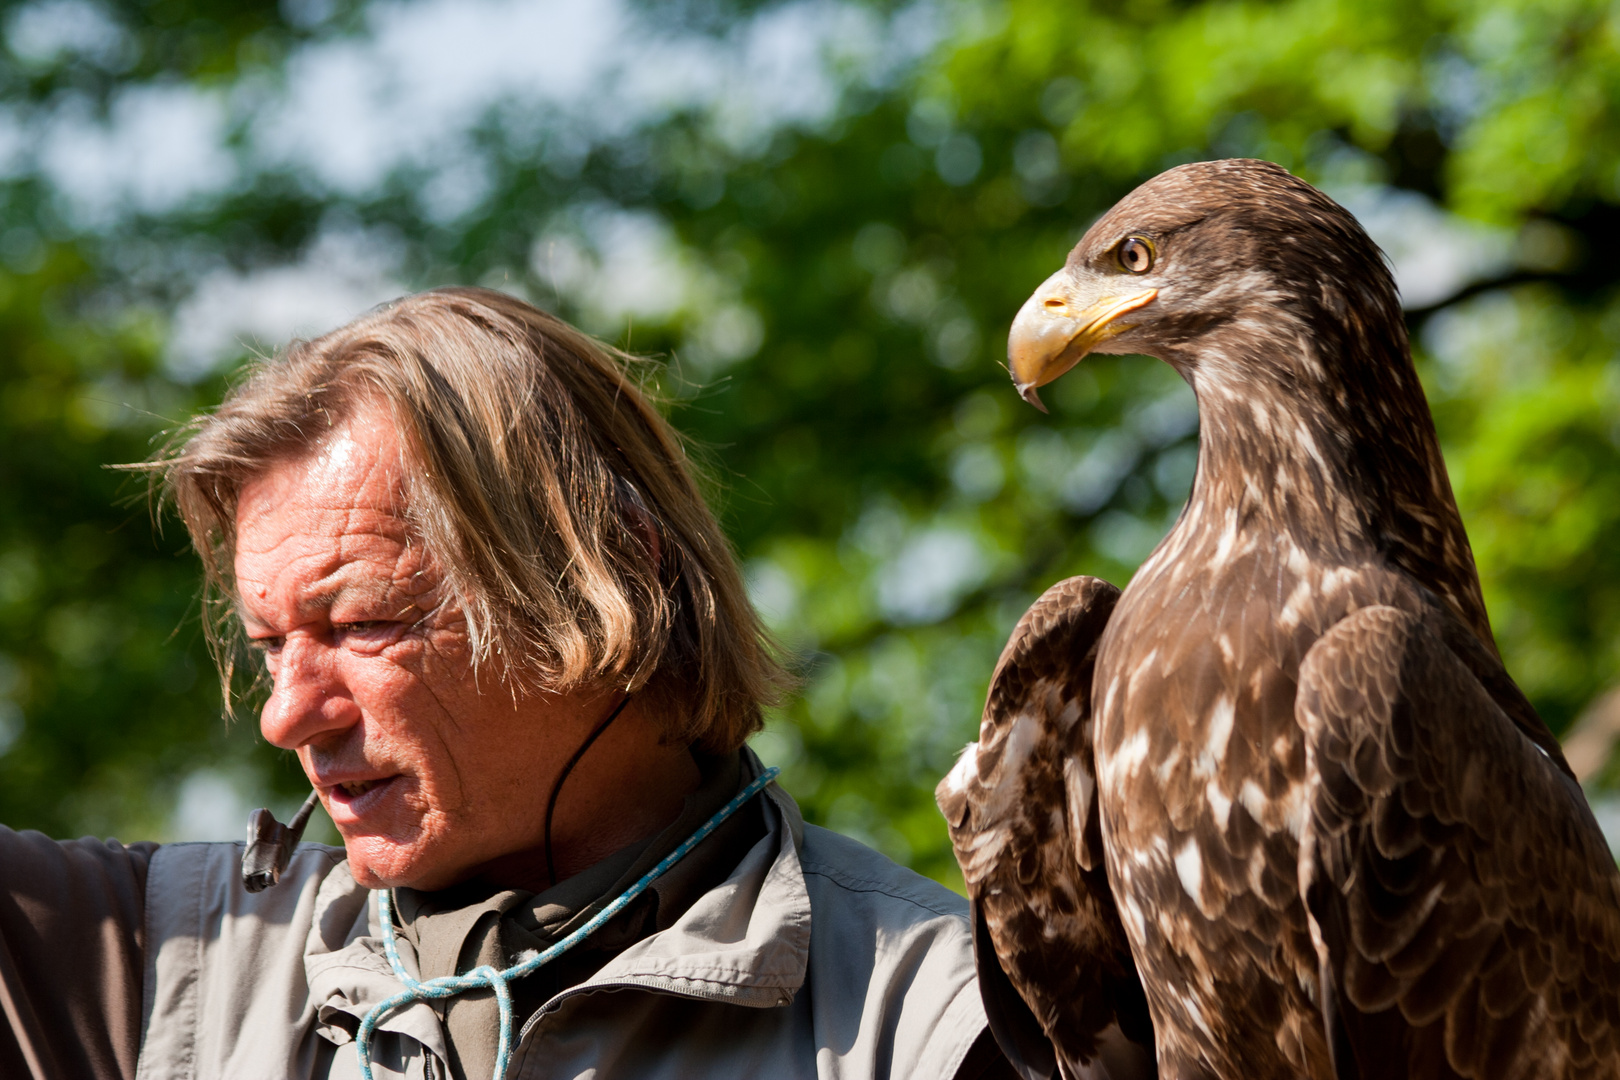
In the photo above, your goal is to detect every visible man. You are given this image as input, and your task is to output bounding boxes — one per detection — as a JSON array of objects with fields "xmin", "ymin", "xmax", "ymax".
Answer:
[{"xmin": 0, "ymin": 288, "xmax": 1005, "ymax": 1079}]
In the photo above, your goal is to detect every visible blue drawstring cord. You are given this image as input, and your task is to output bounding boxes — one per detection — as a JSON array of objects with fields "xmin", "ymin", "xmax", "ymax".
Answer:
[{"xmin": 355, "ymin": 766, "xmax": 781, "ymax": 1080}]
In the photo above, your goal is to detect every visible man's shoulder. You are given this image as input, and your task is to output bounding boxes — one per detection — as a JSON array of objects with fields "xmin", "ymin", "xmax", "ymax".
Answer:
[
  {"xmin": 791, "ymin": 824, "xmax": 986, "ymax": 1080},
  {"xmin": 149, "ymin": 839, "xmax": 348, "ymax": 890},
  {"xmin": 139, "ymin": 841, "xmax": 371, "ymax": 1080},
  {"xmin": 798, "ymin": 823, "xmax": 969, "ymax": 927},
  {"xmin": 144, "ymin": 840, "xmax": 356, "ymax": 944}
]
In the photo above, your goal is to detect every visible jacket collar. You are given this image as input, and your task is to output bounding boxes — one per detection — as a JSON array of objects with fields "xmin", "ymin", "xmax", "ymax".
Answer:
[
  {"xmin": 303, "ymin": 748, "xmax": 809, "ymax": 1051},
  {"xmin": 558, "ymin": 751, "xmax": 811, "ymax": 1009}
]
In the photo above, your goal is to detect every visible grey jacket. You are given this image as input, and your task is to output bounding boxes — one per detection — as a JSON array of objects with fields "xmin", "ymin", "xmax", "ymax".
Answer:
[{"xmin": 134, "ymin": 779, "xmax": 987, "ymax": 1079}]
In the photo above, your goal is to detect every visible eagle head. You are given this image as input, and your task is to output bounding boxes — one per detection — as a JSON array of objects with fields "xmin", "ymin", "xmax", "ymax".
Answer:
[{"xmin": 1008, "ymin": 158, "xmax": 1403, "ymax": 411}]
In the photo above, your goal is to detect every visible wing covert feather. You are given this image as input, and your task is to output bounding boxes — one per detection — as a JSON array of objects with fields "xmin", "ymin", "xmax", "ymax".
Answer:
[
  {"xmin": 1298, "ymin": 605, "xmax": 1620, "ymax": 1080},
  {"xmin": 938, "ymin": 576, "xmax": 1155, "ymax": 1080}
]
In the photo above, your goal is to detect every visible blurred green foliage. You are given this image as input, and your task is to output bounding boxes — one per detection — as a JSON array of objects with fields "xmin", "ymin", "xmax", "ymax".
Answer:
[{"xmin": 0, "ymin": 0, "xmax": 1615, "ymax": 885}]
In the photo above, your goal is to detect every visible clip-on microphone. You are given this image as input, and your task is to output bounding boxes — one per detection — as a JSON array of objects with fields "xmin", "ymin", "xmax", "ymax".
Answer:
[{"xmin": 241, "ymin": 789, "xmax": 323, "ymax": 892}]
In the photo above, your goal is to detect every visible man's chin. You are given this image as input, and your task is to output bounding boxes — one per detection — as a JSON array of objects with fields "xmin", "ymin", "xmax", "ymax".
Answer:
[{"xmin": 339, "ymin": 835, "xmax": 451, "ymax": 891}]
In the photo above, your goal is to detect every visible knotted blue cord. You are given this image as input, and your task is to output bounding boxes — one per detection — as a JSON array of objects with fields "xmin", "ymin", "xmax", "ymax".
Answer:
[{"xmin": 355, "ymin": 766, "xmax": 780, "ymax": 1080}]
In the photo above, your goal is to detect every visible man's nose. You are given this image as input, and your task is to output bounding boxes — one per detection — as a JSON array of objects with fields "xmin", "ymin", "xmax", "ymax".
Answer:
[{"xmin": 259, "ymin": 636, "xmax": 360, "ymax": 750}]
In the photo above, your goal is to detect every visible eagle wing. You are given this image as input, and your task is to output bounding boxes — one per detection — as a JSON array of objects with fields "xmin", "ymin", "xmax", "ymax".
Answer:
[
  {"xmin": 937, "ymin": 576, "xmax": 1156, "ymax": 1080},
  {"xmin": 1297, "ymin": 604, "xmax": 1620, "ymax": 1080}
]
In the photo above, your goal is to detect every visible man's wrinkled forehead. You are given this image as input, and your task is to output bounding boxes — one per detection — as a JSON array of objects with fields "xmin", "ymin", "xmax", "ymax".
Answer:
[
  {"xmin": 243, "ymin": 418, "xmax": 406, "ymax": 519},
  {"xmin": 303, "ymin": 424, "xmax": 366, "ymax": 488},
  {"xmin": 231, "ymin": 414, "xmax": 421, "ymax": 621}
]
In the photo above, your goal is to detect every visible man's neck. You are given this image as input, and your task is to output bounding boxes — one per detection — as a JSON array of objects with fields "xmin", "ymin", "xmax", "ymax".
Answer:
[{"xmin": 466, "ymin": 703, "xmax": 704, "ymax": 893}]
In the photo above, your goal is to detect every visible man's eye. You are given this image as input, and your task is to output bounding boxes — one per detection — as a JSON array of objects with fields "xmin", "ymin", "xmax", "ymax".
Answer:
[
  {"xmin": 334, "ymin": 621, "xmax": 402, "ymax": 649},
  {"xmin": 248, "ymin": 636, "xmax": 284, "ymax": 654}
]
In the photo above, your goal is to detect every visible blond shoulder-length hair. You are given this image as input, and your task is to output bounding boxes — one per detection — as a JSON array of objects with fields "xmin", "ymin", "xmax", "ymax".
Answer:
[{"xmin": 157, "ymin": 286, "xmax": 787, "ymax": 754}]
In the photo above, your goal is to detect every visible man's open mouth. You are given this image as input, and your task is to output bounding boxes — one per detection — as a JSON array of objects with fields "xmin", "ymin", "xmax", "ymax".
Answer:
[
  {"xmin": 326, "ymin": 775, "xmax": 402, "ymax": 817},
  {"xmin": 338, "ymin": 779, "xmax": 386, "ymax": 798}
]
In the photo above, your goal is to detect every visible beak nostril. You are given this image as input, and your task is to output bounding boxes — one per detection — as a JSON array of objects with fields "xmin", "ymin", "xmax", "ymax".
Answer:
[{"xmin": 1043, "ymin": 297, "xmax": 1066, "ymax": 310}]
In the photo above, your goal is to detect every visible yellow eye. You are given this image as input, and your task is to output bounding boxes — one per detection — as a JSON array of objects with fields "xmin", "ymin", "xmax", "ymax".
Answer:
[{"xmin": 1118, "ymin": 237, "xmax": 1154, "ymax": 273}]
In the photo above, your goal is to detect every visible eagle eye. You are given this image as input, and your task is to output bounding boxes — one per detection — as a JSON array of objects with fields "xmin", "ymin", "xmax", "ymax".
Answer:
[{"xmin": 1117, "ymin": 237, "xmax": 1154, "ymax": 274}]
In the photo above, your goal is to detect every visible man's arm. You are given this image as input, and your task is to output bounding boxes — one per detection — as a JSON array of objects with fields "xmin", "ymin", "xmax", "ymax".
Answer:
[{"xmin": 0, "ymin": 827, "xmax": 158, "ymax": 1080}]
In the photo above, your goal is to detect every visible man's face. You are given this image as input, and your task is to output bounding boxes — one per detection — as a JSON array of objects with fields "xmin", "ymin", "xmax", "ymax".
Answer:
[{"xmin": 233, "ymin": 404, "xmax": 608, "ymax": 890}]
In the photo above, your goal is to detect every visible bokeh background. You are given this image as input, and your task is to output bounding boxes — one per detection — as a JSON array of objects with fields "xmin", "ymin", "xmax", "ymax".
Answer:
[{"xmin": 2, "ymin": 0, "xmax": 1618, "ymax": 887}]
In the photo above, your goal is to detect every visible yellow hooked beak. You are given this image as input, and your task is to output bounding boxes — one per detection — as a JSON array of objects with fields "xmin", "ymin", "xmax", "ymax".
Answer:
[{"xmin": 1008, "ymin": 271, "xmax": 1159, "ymax": 411}]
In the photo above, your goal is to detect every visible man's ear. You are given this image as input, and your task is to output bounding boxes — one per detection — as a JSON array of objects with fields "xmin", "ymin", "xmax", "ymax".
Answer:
[{"xmin": 617, "ymin": 480, "xmax": 662, "ymax": 575}]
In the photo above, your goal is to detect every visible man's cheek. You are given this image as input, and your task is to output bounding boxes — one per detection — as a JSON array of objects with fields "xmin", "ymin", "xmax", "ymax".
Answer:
[
  {"xmin": 410, "ymin": 643, "xmax": 482, "ymax": 706},
  {"xmin": 378, "ymin": 629, "xmax": 461, "ymax": 681},
  {"xmin": 358, "ymin": 647, "xmax": 437, "ymax": 706},
  {"xmin": 422, "ymin": 625, "xmax": 473, "ymax": 669}
]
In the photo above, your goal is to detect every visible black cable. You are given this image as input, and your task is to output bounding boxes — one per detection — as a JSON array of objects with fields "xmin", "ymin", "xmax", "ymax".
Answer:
[{"xmin": 543, "ymin": 693, "xmax": 633, "ymax": 888}]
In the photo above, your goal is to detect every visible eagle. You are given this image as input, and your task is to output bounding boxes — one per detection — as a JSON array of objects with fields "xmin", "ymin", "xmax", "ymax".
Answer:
[{"xmin": 936, "ymin": 159, "xmax": 1620, "ymax": 1080}]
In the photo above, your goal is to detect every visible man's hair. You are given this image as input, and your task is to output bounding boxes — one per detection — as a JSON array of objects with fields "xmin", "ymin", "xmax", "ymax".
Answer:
[{"xmin": 156, "ymin": 286, "xmax": 786, "ymax": 754}]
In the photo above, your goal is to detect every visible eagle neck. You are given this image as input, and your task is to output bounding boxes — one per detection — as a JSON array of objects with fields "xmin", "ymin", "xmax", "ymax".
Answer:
[{"xmin": 1169, "ymin": 310, "xmax": 1496, "ymax": 651}]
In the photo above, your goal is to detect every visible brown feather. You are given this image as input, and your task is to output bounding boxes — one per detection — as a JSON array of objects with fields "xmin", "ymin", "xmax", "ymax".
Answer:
[
  {"xmin": 937, "ymin": 577, "xmax": 1156, "ymax": 1078},
  {"xmin": 1300, "ymin": 606, "xmax": 1620, "ymax": 1078}
]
